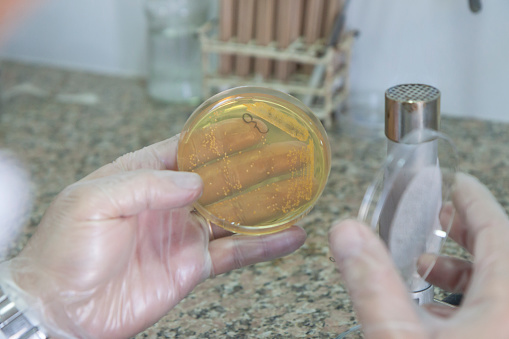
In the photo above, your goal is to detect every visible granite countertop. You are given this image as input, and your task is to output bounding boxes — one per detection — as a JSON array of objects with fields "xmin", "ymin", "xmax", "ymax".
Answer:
[{"xmin": 1, "ymin": 61, "xmax": 509, "ymax": 338}]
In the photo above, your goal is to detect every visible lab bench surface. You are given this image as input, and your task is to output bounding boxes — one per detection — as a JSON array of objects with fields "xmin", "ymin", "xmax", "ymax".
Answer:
[{"xmin": 1, "ymin": 61, "xmax": 509, "ymax": 338}]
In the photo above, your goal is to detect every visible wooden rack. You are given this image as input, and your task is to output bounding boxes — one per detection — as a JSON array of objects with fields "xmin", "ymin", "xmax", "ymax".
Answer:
[{"xmin": 199, "ymin": 0, "xmax": 355, "ymax": 128}]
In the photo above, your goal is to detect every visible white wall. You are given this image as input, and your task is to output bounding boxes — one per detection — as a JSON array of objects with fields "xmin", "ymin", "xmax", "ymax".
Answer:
[
  {"xmin": 0, "ymin": 0, "xmax": 147, "ymax": 75},
  {"xmin": 346, "ymin": 0, "xmax": 509, "ymax": 122},
  {"xmin": 1, "ymin": 0, "xmax": 508, "ymax": 121}
]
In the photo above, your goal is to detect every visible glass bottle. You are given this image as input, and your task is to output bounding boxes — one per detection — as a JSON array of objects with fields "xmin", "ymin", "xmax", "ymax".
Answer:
[{"xmin": 145, "ymin": 0, "xmax": 210, "ymax": 104}]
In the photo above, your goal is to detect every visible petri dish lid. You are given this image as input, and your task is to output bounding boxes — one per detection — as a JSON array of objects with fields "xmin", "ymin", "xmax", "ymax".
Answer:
[
  {"xmin": 177, "ymin": 86, "xmax": 331, "ymax": 235},
  {"xmin": 358, "ymin": 128, "xmax": 459, "ymax": 289}
]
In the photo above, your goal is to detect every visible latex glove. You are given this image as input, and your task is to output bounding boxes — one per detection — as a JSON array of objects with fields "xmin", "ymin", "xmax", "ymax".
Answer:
[
  {"xmin": 329, "ymin": 173, "xmax": 509, "ymax": 339},
  {"xmin": 0, "ymin": 135, "xmax": 306, "ymax": 339}
]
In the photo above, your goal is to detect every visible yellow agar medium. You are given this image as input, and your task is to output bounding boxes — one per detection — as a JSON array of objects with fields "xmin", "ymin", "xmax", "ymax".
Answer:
[{"xmin": 177, "ymin": 87, "xmax": 331, "ymax": 235}]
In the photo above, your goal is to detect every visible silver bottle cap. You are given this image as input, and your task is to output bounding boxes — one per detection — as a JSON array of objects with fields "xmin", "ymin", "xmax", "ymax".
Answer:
[{"xmin": 385, "ymin": 84, "xmax": 440, "ymax": 142}]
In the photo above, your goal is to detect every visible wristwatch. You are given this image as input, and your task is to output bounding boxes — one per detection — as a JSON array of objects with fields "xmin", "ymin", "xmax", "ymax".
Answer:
[{"xmin": 0, "ymin": 286, "xmax": 48, "ymax": 339}]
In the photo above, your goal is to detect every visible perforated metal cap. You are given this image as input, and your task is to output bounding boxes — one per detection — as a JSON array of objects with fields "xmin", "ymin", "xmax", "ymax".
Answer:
[{"xmin": 385, "ymin": 84, "xmax": 440, "ymax": 142}]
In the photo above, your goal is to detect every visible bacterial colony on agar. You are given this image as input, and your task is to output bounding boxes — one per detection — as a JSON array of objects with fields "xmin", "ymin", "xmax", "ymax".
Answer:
[{"xmin": 177, "ymin": 87, "xmax": 331, "ymax": 235}]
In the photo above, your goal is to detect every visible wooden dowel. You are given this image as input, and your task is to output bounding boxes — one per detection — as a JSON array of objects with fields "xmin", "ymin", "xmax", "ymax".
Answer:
[
  {"xmin": 301, "ymin": 0, "xmax": 325, "ymax": 73},
  {"xmin": 275, "ymin": 0, "xmax": 292, "ymax": 81},
  {"xmin": 235, "ymin": 0, "xmax": 256, "ymax": 76},
  {"xmin": 322, "ymin": 0, "xmax": 342, "ymax": 39},
  {"xmin": 304, "ymin": 0, "xmax": 325, "ymax": 45},
  {"xmin": 219, "ymin": 0, "xmax": 237, "ymax": 75},
  {"xmin": 288, "ymin": 0, "xmax": 304, "ymax": 75},
  {"xmin": 255, "ymin": 0, "xmax": 276, "ymax": 79}
]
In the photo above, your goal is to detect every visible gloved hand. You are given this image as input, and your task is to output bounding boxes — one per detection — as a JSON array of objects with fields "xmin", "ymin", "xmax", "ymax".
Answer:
[
  {"xmin": 329, "ymin": 173, "xmax": 509, "ymax": 339},
  {"xmin": 0, "ymin": 135, "xmax": 306, "ymax": 339}
]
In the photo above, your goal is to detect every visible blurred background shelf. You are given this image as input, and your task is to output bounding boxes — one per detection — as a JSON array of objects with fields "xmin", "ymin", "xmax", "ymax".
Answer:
[
  {"xmin": 200, "ymin": 0, "xmax": 354, "ymax": 129},
  {"xmin": 2, "ymin": 1, "xmax": 508, "ymax": 122}
]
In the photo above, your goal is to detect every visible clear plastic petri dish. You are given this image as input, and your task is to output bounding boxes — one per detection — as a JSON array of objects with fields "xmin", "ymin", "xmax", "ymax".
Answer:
[
  {"xmin": 358, "ymin": 128, "xmax": 459, "ymax": 288},
  {"xmin": 177, "ymin": 86, "xmax": 331, "ymax": 235}
]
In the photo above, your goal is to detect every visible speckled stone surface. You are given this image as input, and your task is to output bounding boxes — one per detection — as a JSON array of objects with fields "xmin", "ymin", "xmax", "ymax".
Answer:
[{"xmin": 1, "ymin": 61, "xmax": 509, "ymax": 338}]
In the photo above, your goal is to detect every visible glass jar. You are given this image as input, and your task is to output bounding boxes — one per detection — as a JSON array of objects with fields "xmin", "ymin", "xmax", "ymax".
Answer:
[{"xmin": 145, "ymin": 0, "xmax": 210, "ymax": 104}]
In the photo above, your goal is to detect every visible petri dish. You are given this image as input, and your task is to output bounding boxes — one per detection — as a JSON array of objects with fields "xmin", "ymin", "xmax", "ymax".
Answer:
[
  {"xmin": 358, "ymin": 128, "xmax": 459, "ymax": 288},
  {"xmin": 177, "ymin": 87, "xmax": 331, "ymax": 235}
]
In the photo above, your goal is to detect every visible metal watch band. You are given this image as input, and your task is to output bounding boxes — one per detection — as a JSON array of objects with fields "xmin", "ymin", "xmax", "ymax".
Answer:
[{"xmin": 0, "ymin": 286, "xmax": 48, "ymax": 339}]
